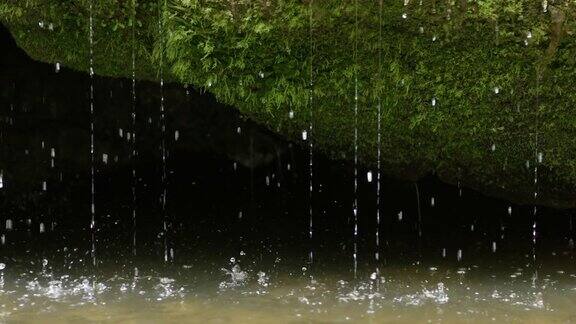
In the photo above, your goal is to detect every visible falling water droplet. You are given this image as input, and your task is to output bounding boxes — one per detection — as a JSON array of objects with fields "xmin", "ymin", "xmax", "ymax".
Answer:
[
  {"xmin": 431, "ymin": 98, "xmax": 436, "ymax": 106},
  {"xmin": 508, "ymin": 206, "xmax": 512, "ymax": 216},
  {"xmin": 119, "ymin": 128, "xmax": 124, "ymax": 138},
  {"xmin": 0, "ymin": 171, "xmax": 3, "ymax": 189},
  {"xmin": 5, "ymin": 219, "xmax": 13, "ymax": 230},
  {"xmin": 491, "ymin": 144, "xmax": 496, "ymax": 152},
  {"xmin": 366, "ymin": 171, "xmax": 372, "ymax": 183},
  {"xmin": 442, "ymin": 248, "xmax": 446, "ymax": 258},
  {"xmin": 302, "ymin": 130, "xmax": 308, "ymax": 141},
  {"xmin": 402, "ymin": 13, "xmax": 407, "ymax": 19},
  {"xmin": 102, "ymin": 153, "xmax": 108, "ymax": 164},
  {"xmin": 39, "ymin": 222, "xmax": 45, "ymax": 233},
  {"xmin": 457, "ymin": 249, "xmax": 463, "ymax": 261},
  {"xmin": 55, "ymin": 62, "xmax": 60, "ymax": 73},
  {"xmin": 236, "ymin": 127, "xmax": 241, "ymax": 134},
  {"xmin": 288, "ymin": 110, "xmax": 294, "ymax": 119},
  {"xmin": 398, "ymin": 211, "xmax": 403, "ymax": 221},
  {"xmin": 174, "ymin": 130, "xmax": 179, "ymax": 141},
  {"xmin": 492, "ymin": 241, "xmax": 497, "ymax": 252},
  {"xmin": 431, "ymin": 197, "xmax": 435, "ymax": 207},
  {"xmin": 494, "ymin": 87, "xmax": 500, "ymax": 94},
  {"xmin": 538, "ymin": 152, "xmax": 543, "ymax": 163},
  {"xmin": 42, "ymin": 181, "xmax": 47, "ymax": 191}
]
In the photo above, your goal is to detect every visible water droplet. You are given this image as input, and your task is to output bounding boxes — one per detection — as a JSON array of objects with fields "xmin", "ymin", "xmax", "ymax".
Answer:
[
  {"xmin": 494, "ymin": 87, "xmax": 500, "ymax": 94},
  {"xmin": 102, "ymin": 153, "xmax": 108, "ymax": 164},
  {"xmin": 402, "ymin": 13, "xmax": 408, "ymax": 19},
  {"xmin": 5, "ymin": 219, "xmax": 13, "ymax": 230},
  {"xmin": 302, "ymin": 130, "xmax": 308, "ymax": 141},
  {"xmin": 398, "ymin": 211, "xmax": 403, "ymax": 221},
  {"xmin": 0, "ymin": 263, "xmax": 5, "ymax": 270},
  {"xmin": 174, "ymin": 130, "xmax": 179, "ymax": 141},
  {"xmin": 431, "ymin": 197, "xmax": 435, "ymax": 207},
  {"xmin": 366, "ymin": 171, "xmax": 373, "ymax": 183},
  {"xmin": 431, "ymin": 98, "xmax": 436, "ymax": 106},
  {"xmin": 289, "ymin": 110, "xmax": 294, "ymax": 119},
  {"xmin": 538, "ymin": 152, "xmax": 543, "ymax": 163},
  {"xmin": 457, "ymin": 249, "xmax": 463, "ymax": 261},
  {"xmin": 491, "ymin": 144, "xmax": 496, "ymax": 152},
  {"xmin": 39, "ymin": 222, "xmax": 45, "ymax": 233},
  {"xmin": 55, "ymin": 62, "xmax": 60, "ymax": 73}
]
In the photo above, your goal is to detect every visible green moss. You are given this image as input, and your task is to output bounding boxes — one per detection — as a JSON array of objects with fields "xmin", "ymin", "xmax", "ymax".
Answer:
[{"xmin": 1, "ymin": 0, "xmax": 576, "ymax": 207}]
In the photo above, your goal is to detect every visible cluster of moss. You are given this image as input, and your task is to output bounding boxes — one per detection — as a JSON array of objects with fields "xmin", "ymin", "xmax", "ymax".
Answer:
[{"xmin": 1, "ymin": 0, "xmax": 575, "ymax": 207}]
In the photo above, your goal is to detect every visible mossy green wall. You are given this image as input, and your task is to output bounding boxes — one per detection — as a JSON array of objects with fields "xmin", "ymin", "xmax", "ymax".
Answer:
[{"xmin": 2, "ymin": 0, "xmax": 575, "ymax": 207}]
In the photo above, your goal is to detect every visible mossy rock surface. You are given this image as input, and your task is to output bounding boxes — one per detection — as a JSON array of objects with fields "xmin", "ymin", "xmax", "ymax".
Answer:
[{"xmin": 2, "ymin": 0, "xmax": 576, "ymax": 208}]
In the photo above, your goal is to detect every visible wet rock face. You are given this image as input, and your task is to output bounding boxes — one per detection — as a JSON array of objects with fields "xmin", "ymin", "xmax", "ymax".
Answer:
[{"xmin": 1, "ymin": 1, "xmax": 576, "ymax": 208}]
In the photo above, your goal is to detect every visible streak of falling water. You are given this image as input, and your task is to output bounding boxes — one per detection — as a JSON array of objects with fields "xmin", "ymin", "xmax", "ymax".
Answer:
[
  {"xmin": 158, "ymin": 0, "xmax": 170, "ymax": 263},
  {"xmin": 415, "ymin": 182, "xmax": 422, "ymax": 263},
  {"xmin": 531, "ymin": 74, "xmax": 541, "ymax": 288},
  {"xmin": 375, "ymin": 0, "xmax": 383, "ymax": 280},
  {"xmin": 352, "ymin": 0, "xmax": 359, "ymax": 279},
  {"xmin": 131, "ymin": 0, "xmax": 138, "ymax": 256},
  {"xmin": 307, "ymin": 0, "xmax": 314, "ymax": 265},
  {"xmin": 88, "ymin": 0, "xmax": 96, "ymax": 267}
]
